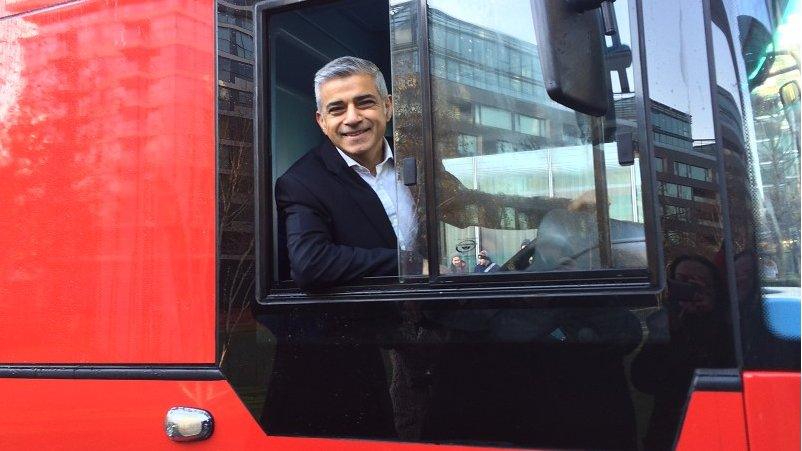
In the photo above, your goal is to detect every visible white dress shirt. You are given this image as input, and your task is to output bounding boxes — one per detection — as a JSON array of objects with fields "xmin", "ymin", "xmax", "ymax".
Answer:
[{"xmin": 336, "ymin": 140, "xmax": 418, "ymax": 251}]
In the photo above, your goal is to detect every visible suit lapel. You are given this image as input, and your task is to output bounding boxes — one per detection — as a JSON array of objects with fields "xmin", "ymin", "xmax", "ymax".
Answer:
[{"xmin": 316, "ymin": 141, "xmax": 398, "ymax": 249}]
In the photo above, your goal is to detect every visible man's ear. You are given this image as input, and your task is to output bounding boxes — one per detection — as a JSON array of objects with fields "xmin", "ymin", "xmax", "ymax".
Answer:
[
  {"xmin": 385, "ymin": 95, "xmax": 393, "ymax": 121},
  {"xmin": 315, "ymin": 110, "xmax": 327, "ymax": 133}
]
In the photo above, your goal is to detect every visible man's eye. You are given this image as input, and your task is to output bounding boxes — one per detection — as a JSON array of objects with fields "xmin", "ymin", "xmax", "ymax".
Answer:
[
  {"xmin": 358, "ymin": 99, "xmax": 376, "ymax": 107},
  {"xmin": 328, "ymin": 107, "xmax": 345, "ymax": 115}
]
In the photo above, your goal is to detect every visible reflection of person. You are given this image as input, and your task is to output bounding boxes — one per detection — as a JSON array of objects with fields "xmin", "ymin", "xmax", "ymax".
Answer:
[
  {"xmin": 275, "ymin": 56, "xmax": 418, "ymax": 290},
  {"xmin": 473, "ymin": 250, "xmax": 500, "ymax": 273},
  {"xmin": 631, "ymin": 254, "xmax": 734, "ymax": 451},
  {"xmin": 761, "ymin": 257, "xmax": 778, "ymax": 280},
  {"xmin": 449, "ymin": 255, "xmax": 468, "ymax": 274},
  {"xmin": 734, "ymin": 251, "xmax": 758, "ymax": 301}
]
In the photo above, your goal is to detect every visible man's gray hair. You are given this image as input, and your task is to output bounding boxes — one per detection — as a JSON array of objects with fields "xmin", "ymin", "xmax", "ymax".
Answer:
[{"xmin": 314, "ymin": 56, "xmax": 389, "ymax": 111}]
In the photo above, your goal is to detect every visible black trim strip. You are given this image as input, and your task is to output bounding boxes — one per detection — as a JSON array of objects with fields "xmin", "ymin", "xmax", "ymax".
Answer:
[
  {"xmin": 261, "ymin": 281, "xmax": 656, "ymax": 306},
  {"xmin": 690, "ymin": 368, "xmax": 742, "ymax": 392},
  {"xmin": 214, "ymin": 0, "xmax": 222, "ymax": 371},
  {"xmin": 631, "ymin": 0, "xmax": 665, "ymax": 291},
  {"xmin": 701, "ymin": 0, "xmax": 744, "ymax": 368},
  {"xmin": 0, "ymin": 365, "xmax": 224, "ymax": 380},
  {"xmin": 253, "ymin": 0, "xmax": 270, "ymax": 305},
  {"xmin": 415, "ymin": 0, "xmax": 441, "ymax": 282}
]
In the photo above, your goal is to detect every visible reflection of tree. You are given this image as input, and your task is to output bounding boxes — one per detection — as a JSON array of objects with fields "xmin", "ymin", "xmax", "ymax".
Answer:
[
  {"xmin": 218, "ymin": 139, "xmax": 256, "ymax": 365},
  {"xmin": 753, "ymin": 93, "xmax": 801, "ymax": 277},
  {"xmin": 392, "ymin": 71, "xmax": 571, "ymax": 234}
]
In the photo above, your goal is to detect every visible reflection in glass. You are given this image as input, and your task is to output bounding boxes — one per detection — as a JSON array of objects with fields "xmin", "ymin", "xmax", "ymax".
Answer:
[
  {"xmin": 644, "ymin": 0, "xmax": 724, "ymax": 262},
  {"xmin": 401, "ymin": 0, "xmax": 646, "ymax": 276},
  {"xmin": 636, "ymin": 2, "xmax": 744, "ymax": 449},
  {"xmin": 710, "ymin": 0, "xmax": 800, "ymax": 370},
  {"xmin": 215, "ymin": 0, "xmax": 263, "ymax": 427},
  {"xmin": 737, "ymin": 3, "xmax": 801, "ymax": 289}
]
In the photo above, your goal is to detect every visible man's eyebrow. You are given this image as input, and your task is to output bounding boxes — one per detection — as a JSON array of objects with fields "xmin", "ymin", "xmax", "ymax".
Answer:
[
  {"xmin": 324, "ymin": 94, "xmax": 379, "ymax": 111},
  {"xmin": 354, "ymin": 94, "xmax": 378, "ymax": 102},
  {"xmin": 324, "ymin": 100, "xmax": 345, "ymax": 110}
]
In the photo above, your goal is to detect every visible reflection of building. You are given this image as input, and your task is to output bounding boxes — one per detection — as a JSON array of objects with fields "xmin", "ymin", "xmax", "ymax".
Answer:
[
  {"xmin": 392, "ymin": 3, "xmax": 642, "ymax": 267},
  {"xmin": 217, "ymin": 1, "xmax": 256, "ymax": 263},
  {"xmin": 216, "ymin": 0, "xmax": 264, "ymax": 417},
  {"xmin": 392, "ymin": 2, "xmax": 586, "ymax": 160},
  {"xmin": 648, "ymin": 100, "xmax": 722, "ymax": 255},
  {"xmin": 424, "ymin": 6, "xmax": 584, "ymax": 159}
]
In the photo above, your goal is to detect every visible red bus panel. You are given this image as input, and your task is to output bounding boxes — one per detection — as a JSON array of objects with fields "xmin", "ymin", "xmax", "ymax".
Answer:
[
  {"xmin": 743, "ymin": 371, "xmax": 801, "ymax": 451},
  {"xmin": 0, "ymin": 0, "xmax": 215, "ymax": 363},
  {"xmin": 0, "ymin": 378, "xmax": 521, "ymax": 450},
  {"xmin": 675, "ymin": 390, "xmax": 747, "ymax": 451}
]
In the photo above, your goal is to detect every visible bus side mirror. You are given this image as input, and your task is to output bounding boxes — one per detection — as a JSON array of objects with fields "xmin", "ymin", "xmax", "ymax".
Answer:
[{"xmin": 530, "ymin": 0, "xmax": 610, "ymax": 116}]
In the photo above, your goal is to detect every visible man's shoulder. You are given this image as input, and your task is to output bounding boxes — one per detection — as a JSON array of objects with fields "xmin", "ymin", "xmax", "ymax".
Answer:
[
  {"xmin": 277, "ymin": 145, "xmax": 330, "ymax": 185},
  {"xmin": 280, "ymin": 147, "xmax": 324, "ymax": 177},
  {"xmin": 275, "ymin": 143, "xmax": 340, "ymax": 203}
]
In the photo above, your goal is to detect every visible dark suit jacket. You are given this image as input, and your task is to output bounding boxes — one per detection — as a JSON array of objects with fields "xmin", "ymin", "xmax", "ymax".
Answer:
[{"xmin": 275, "ymin": 140, "xmax": 399, "ymax": 290}]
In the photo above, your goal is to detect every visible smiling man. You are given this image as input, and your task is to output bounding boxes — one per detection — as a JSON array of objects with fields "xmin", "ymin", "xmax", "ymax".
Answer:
[{"xmin": 274, "ymin": 56, "xmax": 417, "ymax": 290}]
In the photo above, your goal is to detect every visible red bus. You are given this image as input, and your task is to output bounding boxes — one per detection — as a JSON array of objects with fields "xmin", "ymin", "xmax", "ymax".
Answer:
[{"xmin": 0, "ymin": 0, "xmax": 798, "ymax": 449}]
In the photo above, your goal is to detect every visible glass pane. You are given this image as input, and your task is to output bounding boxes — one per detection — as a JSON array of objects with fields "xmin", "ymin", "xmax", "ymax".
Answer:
[
  {"xmin": 646, "ymin": 0, "xmax": 725, "ymax": 260},
  {"xmin": 709, "ymin": 0, "xmax": 800, "ymax": 368},
  {"xmin": 411, "ymin": 0, "xmax": 646, "ymax": 277},
  {"xmin": 636, "ymin": 1, "xmax": 740, "ymax": 449}
]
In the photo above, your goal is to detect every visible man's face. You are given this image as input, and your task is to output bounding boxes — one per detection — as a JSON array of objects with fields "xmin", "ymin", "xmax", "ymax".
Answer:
[
  {"xmin": 672, "ymin": 260, "xmax": 716, "ymax": 314},
  {"xmin": 315, "ymin": 73, "xmax": 392, "ymax": 163}
]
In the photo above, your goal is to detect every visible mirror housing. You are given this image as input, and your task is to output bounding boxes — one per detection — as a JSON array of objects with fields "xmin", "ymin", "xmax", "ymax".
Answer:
[{"xmin": 530, "ymin": 0, "xmax": 610, "ymax": 116}]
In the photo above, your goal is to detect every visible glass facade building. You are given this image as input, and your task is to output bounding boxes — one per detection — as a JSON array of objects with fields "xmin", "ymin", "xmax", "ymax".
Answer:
[
  {"xmin": 647, "ymin": 100, "xmax": 723, "ymax": 256},
  {"xmin": 393, "ymin": 1, "xmax": 644, "ymax": 269}
]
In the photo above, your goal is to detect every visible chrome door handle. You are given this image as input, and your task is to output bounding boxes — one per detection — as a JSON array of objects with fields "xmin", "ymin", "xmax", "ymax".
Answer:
[{"xmin": 164, "ymin": 407, "xmax": 214, "ymax": 442}]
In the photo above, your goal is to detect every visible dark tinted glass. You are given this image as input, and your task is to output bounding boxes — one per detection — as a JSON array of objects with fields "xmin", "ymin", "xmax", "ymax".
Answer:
[
  {"xmin": 635, "ymin": 1, "xmax": 744, "ymax": 448},
  {"xmin": 216, "ymin": 0, "xmax": 264, "ymax": 428},
  {"xmin": 709, "ymin": 0, "xmax": 800, "ymax": 369}
]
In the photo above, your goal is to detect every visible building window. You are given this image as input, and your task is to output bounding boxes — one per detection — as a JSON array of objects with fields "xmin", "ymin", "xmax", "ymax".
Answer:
[
  {"xmin": 475, "ymin": 105, "xmax": 512, "ymax": 130},
  {"xmin": 674, "ymin": 162, "xmax": 711, "ymax": 181},
  {"xmin": 690, "ymin": 165, "xmax": 710, "ymax": 181},
  {"xmin": 219, "ymin": 57, "xmax": 253, "ymax": 83},
  {"xmin": 458, "ymin": 134, "xmax": 478, "ymax": 155},
  {"xmin": 679, "ymin": 184, "xmax": 692, "ymax": 199},
  {"xmin": 517, "ymin": 114, "xmax": 547, "ymax": 137},
  {"xmin": 218, "ymin": 27, "xmax": 254, "ymax": 60},
  {"xmin": 665, "ymin": 205, "xmax": 690, "ymax": 221},
  {"xmin": 219, "ymin": 86, "xmax": 253, "ymax": 111}
]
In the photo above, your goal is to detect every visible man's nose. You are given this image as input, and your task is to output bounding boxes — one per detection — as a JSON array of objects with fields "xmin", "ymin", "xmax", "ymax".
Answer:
[{"xmin": 343, "ymin": 104, "xmax": 362, "ymax": 125}]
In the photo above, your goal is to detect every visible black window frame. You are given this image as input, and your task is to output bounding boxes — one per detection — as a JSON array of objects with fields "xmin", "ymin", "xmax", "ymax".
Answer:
[{"xmin": 253, "ymin": 0, "xmax": 665, "ymax": 306}]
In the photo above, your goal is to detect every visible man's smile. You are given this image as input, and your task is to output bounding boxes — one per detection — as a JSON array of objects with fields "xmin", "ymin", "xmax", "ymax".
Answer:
[{"xmin": 341, "ymin": 128, "xmax": 370, "ymax": 137}]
